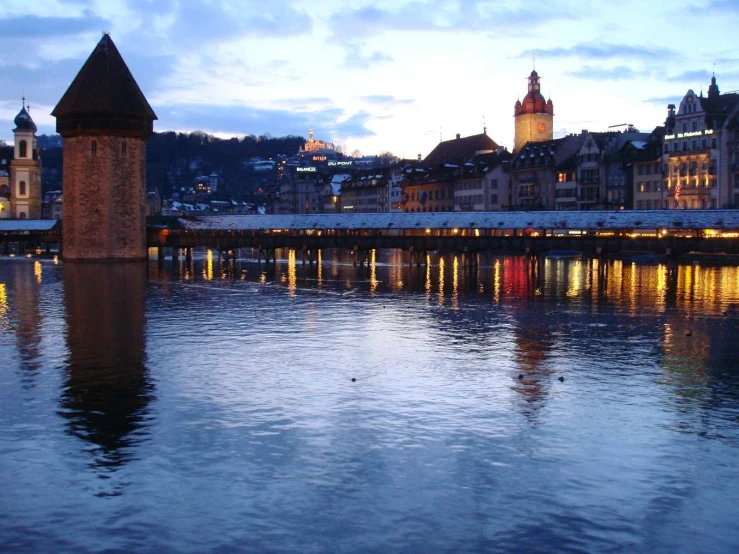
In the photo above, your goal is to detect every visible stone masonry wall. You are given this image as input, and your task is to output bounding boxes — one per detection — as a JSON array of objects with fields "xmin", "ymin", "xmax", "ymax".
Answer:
[{"xmin": 62, "ymin": 135, "xmax": 147, "ymax": 260}]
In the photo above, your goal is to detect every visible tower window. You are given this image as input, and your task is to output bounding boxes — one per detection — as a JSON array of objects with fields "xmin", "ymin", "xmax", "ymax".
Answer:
[
  {"xmin": 122, "ymin": 141, "xmax": 128, "ymax": 157},
  {"xmin": 19, "ymin": 180, "xmax": 26, "ymax": 196},
  {"xmin": 19, "ymin": 140, "xmax": 27, "ymax": 158},
  {"xmin": 91, "ymin": 140, "xmax": 97, "ymax": 157}
]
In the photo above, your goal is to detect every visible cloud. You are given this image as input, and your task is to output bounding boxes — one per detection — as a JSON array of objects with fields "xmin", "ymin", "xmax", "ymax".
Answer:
[
  {"xmin": 328, "ymin": 1, "xmax": 575, "ymax": 41},
  {"xmin": 158, "ymin": 103, "xmax": 375, "ymax": 141},
  {"xmin": 361, "ymin": 95, "xmax": 414, "ymax": 106},
  {"xmin": 666, "ymin": 69, "xmax": 712, "ymax": 83},
  {"xmin": 566, "ymin": 66, "xmax": 649, "ymax": 80},
  {"xmin": 0, "ymin": 51, "xmax": 177, "ymax": 108},
  {"xmin": 0, "ymin": 12, "xmax": 109, "ymax": 38},
  {"xmin": 342, "ymin": 43, "xmax": 393, "ymax": 69},
  {"xmin": 125, "ymin": 0, "xmax": 313, "ymax": 45},
  {"xmin": 518, "ymin": 43, "xmax": 674, "ymax": 61},
  {"xmin": 643, "ymin": 96, "xmax": 683, "ymax": 105}
]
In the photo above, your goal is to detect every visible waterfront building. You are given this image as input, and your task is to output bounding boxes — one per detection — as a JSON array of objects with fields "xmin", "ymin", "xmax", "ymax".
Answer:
[
  {"xmin": 509, "ymin": 139, "xmax": 561, "ymax": 210},
  {"xmin": 387, "ymin": 166, "xmax": 406, "ymax": 212},
  {"xmin": 341, "ymin": 169, "xmax": 390, "ymax": 213},
  {"xmin": 403, "ymin": 132, "xmax": 499, "ymax": 213},
  {"xmin": 514, "ymin": 69, "xmax": 554, "ymax": 154},
  {"xmin": 453, "ymin": 150, "xmax": 511, "ymax": 211},
  {"xmin": 0, "ymin": 100, "xmax": 42, "ymax": 220},
  {"xmin": 42, "ymin": 190, "xmax": 64, "ymax": 220},
  {"xmin": 52, "ymin": 34, "xmax": 157, "ymax": 260},
  {"xmin": 631, "ymin": 128, "xmax": 665, "ymax": 210},
  {"xmin": 278, "ymin": 169, "xmax": 324, "ymax": 214},
  {"xmin": 663, "ymin": 75, "xmax": 739, "ymax": 209},
  {"xmin": 402, "ymin": 165, "xmax": 456, "ymax": 212}
]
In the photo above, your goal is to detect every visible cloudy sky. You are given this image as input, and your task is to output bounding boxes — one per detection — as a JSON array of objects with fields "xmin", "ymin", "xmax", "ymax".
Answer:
[{"xmin": 0, "ymin": 0, "xmax": 736, "ymax": 158}]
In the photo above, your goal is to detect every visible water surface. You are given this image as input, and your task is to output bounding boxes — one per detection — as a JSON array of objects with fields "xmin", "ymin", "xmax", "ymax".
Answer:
[{"xmin": 1, "ymin": 250, "xmax": 739, "ymax": 553}]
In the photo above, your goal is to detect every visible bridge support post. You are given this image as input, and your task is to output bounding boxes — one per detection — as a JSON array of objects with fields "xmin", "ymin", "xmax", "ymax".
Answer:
[
  {"xmin": 157, "ymin": 246, "xmax": 165, "ymax": 266},
  {"xmin": 172, "ymin": 248, "xmax": 179, "ymax": 263},
  {"xmin": 185, "ymin": 248, "xmax": 193, "ymax": 265}
]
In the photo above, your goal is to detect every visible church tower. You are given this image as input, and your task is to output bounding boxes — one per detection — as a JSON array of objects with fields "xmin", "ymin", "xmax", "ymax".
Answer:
[
  {"xmin": 514, "ymin": 69, "xmax": 554, "ymax": 153},
  {"xmin": 10, "ymin": 100, "xmax": 42, "ymax": 219},
  {"xmin": 52, "ymin": 34, "xmax": 157, "ymax": 261}
]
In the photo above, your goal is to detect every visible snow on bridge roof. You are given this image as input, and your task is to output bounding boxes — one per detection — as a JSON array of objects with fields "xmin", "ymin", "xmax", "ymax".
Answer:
[
  {"xmin": 178, "ymin": 210, "xmax": 739, "ymax": 232},
  {"xmin": 0, "ymin": 220, "xmax": 59, "ymax": 232}
]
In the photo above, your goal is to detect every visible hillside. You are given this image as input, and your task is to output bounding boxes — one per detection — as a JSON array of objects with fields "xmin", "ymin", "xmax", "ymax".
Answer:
[{"xmin": 37, "ymin": 131, "xmax": 306, "ymax": 200}]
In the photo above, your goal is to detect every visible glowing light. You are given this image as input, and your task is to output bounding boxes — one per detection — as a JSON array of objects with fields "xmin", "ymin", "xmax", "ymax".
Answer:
[
  {"xmin": 204, "ymin": 250, "xmax": 214, "ymax": 281},
  {"xmin": 287, "ymin": 249, "xmax": 297, "ymax": 297},
  {"xmin": 34, "ymin": 261, "xmax": 42, "ymax": 284},
  {"xmin": 493, "ymin": 259, "xmax": 501, "ymax": 303},
  {"xmin": 438, "ymin": 257, "xmax": 445, "ymax": 305},
  {"xmin": 452, "ymin": 256, "xmax": 459, "ymax": 310},
  {"xmin": 369, "ymin": 249, "xmax": 378, "ymax": 296},
  {"xmin": 0, "ymin": 283, "xmax": 8, "ymax": 331}
]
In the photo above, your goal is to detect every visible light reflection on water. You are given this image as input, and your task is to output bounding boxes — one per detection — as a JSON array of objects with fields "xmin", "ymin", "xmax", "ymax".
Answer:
[{"xmin": 1, "ymin": 250, "xmax": 739, "ymax": 553}]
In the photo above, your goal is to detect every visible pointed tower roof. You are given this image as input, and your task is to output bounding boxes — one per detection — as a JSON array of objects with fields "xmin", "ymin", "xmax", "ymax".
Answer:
[{"xmin": 52, "ymin": 34, "xmax": 157, "ymax": 138}]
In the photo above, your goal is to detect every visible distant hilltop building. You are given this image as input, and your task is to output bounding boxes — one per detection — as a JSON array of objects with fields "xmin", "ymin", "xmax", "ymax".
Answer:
[
  {"xmin": 514, "ymin": 69, "xmax": 554, "ymax": 153},
  {"xmin": 299, "ymin": 128, "xmax": 335, "ymax": 154},
  {"xmin": 0, "ymin": 99, "xmax": 42, "ymax": 219}
]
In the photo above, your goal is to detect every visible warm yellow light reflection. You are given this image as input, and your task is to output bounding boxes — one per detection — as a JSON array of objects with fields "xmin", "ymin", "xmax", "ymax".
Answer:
[
  {"xmin": 438, "ymin": 257, "xmax": 445, "ymax": 305},
  {"xmin": 34, "ymin": 261, "xmax": 42, "ymax": 284},
  {"xmin": 425, "ymin": 255, "xmax": 432, "ymax": 299},
  {"xmin": 287, "ymin": 249, "xmax": 297, "ymax": 297},
  {"xmin": 0, "ymin": 283, "xmax": 8, "ymax": 330},
  {"xmin": 369, "ymin": 249, "xmax": 378, "ymax": 295},
  {"xmin": 452, "ymin": 256, "xmax": 459, "ymax": 310},
  {"xmin": 53, "ymin": 255, "xmax": 59, "ymax": 265},
  {"xmin": 317, "ymin": 250, "xmax": 323, "ymax": 290},
  {"xmin": 204, "ymin": 250, "xmax": 214, "ymax": 281},
  {"xmin": 493, "ymin": 259, "xmax": 501, "ymax": 303}
]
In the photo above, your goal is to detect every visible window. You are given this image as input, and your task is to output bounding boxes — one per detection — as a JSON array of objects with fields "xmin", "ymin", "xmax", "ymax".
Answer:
[
  {"xmin": 682, "ymin": 123, "xmax": 688, "ymax": 133},
  {"xmin": 692, "ymin": 121, "xmax": 698, "ymax": 132},
  {"xmin": 91, "ymin": 140, "xmax": 97, "ymax": 157},
  {"xmin": 19, "ymin": 140, "xmax": 27, "ymax": 158},
  {"xmin": 18, "ymin": 180, "xmax": 26, "ymax": 196}
]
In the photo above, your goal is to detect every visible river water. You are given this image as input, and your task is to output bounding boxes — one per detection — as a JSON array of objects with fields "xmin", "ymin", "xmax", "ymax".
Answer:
[{"xmin": 1, "ymin": 250, "xmax": 739, "ymax": 553}]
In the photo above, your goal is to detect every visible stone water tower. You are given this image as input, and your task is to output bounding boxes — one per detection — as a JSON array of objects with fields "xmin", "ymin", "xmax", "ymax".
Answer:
[{"xmin": 52, "ymin": 34, "xmax": 157, "ymax": 260}]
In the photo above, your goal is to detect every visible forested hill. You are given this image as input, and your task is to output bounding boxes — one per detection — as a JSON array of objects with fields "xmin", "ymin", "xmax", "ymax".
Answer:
[{"xmin": 37, "ymin": 131, "xmax": 306, "ymax": 199}]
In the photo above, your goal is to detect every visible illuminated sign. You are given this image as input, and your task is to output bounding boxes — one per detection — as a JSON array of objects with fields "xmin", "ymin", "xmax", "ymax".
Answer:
[
  {"xmin": 312, "ymin": 155, "xmax": 327, "ymax": 162},
  {"xmin": 328, "ymin": 161, "xmax": 353, "ymax": 167},
  {"xmin": 665, "ymin": 129, "xmax": 713, "ymax": 140},
  {"xmin": 297, "ymin": 167, "xmax": 316, "ymax": 172}
]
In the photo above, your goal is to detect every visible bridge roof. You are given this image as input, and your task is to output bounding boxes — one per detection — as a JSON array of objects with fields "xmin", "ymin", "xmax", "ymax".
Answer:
[
  {"xmin": 178, "ymin": 210, "xmax": 739, "ymax": 231},
  {"xmin": 0, "ymin": 220, "xmax": 59, "ymax": 232}
]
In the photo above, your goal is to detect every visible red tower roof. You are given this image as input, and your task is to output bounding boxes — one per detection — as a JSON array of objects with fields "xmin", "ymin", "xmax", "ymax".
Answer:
[{"xmin": 514, "ymin": 70, "xmax": 553, "ymax": 116}]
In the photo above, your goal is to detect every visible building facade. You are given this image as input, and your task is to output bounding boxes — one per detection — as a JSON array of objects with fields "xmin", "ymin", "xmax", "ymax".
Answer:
[{"xmin": 663, "ymin": 75, "xmax": 739, "ymax": 209}]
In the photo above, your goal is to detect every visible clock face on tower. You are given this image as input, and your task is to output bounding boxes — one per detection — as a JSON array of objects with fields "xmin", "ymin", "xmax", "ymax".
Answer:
[{"xmin": 536, "ymin": 121, "xmax": 548, "ymax": 135}]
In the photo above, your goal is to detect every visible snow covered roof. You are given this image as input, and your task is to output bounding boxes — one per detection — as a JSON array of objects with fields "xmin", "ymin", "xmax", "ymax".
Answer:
[
  {"xmin": 177, "ymin": 210, "xmax": 739, "ymax": 232},
  {"xmin": 0, "ymin": 220, "xmax": 58, "ymax": 232}
]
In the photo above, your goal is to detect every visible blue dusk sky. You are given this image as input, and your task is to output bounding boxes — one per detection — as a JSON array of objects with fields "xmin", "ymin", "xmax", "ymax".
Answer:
[{"xmin": 0, "ymin": 0, "xmax": 737, "ymax": 158}]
